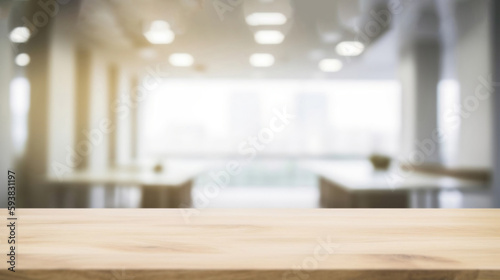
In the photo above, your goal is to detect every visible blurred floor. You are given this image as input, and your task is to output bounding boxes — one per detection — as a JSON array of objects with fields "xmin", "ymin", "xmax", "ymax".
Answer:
[
  {"xmin": 192, "ymin": 186, "xmax": 319, "ymax": 208},
  {"xmin": 191, "ymin": 159, "xmax": 319, "ymax": 208}
]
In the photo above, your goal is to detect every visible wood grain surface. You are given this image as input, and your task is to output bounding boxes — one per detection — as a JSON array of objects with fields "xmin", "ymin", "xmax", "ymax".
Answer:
[{"xmin": 1, "ymin": 209, "xmax": 499, "ymax": 279}]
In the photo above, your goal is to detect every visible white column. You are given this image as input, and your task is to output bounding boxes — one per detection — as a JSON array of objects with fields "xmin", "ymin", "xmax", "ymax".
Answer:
[
  {"xmin": 108, "ymin": 65, "xmax": 118, "ymax": 167},
  {"xmin": 87, "ymin": 52, "xmax": 110, "ymax": 172},
  {"xmin": 24, "ymin": 9, "xmax": 52, "ymax": 207},
  {"xmin": 47, "ymin": 6, "xmax": 77, "ymax": 178},
  {"xmin": 115, "ymin": 69, "xmax": 134, "ymax": 165},
  {"xmin": 399, "ymin": 7, "xmax": 441, "ymax": 166}
]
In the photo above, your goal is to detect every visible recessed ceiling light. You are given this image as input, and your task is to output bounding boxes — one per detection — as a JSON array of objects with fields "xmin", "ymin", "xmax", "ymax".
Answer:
[
  {"xmin": 9, "ymin": 27, "xmax": 30, "ymax": 43},
  {"xmin": 246, "ymin": 13, "xmax": 287, "ymax": 26},
  {"xmin": 15, "ymin": 53, "xmax": 30, "ymax": 66},
  {"xmin": 249, "ymin": 53, "xmax": 275, "ymax": 67},
  {"xmin": 335, "ymin": 41, "xmax": 364, "ymax": 56},
  {"xmin": 169, "ymin": 53, "xmax": 194, "ymax": 67},
  {"xmin": 319, "ymin": 58, "xmax": 342, "ymax": 72},
  {"xmin": 254, "ymin": 30, "xmax": 285, "ymax": 44},
  {"xmin": 144, "ymin": 20, "xmax": 175, "ymax": 44},
  {"xmin": 144, "ymin": 30, "xmax": 175, "ymax": 44}
]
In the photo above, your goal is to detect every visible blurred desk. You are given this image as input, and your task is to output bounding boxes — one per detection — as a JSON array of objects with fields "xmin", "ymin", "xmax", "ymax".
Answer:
[
  {"xmin": 301, "ymin": 160, "xmax": 487, "ymax": 208},
  {"xmin": 47, "ymin": 161, "xmax": 208, "ymax": 208},
  {"xmin": 2, "ymin": 209, "xmax": 499, "ymax": 279}
]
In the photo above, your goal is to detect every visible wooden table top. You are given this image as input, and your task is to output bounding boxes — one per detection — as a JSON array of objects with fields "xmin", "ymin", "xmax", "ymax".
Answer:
[
  {"xmin": 302, "ymin": 160, "xmax": 487, "ymax": 192},
  {"xmin": 2, "ymin": 209, "xmax": 499, "ymax": 279}
]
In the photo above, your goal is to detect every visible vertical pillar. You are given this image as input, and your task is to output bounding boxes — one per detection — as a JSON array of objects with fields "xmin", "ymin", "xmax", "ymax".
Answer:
[
  {"xmin": 87, "ymin": 53, "xmax": 110, "ymax": 171},
  {"xmin": 130, "ymin": 76, "xmax": 139, "ymax": 160},
  {"xmin": 413, "ymin": 40, "xmax": 441, "ymax": 165},
  {"xmin": 108, "ymin": 65, "xmax": 118, "ymax": 166},
  {"xmin": 492, "ymin": 0, "xmax": 500, "ymax": 207},
  {"xmin": 86, "ymin": 52, "xmax": 111, "ymax": 207},
  {"xmin": 454, "ymin": 0, "xmax": 492, "ymax": 169},
  {"xmin": 0, "ymin": 7, "xmax": 12, "ymax": 208},
  {"xmin": 48, "ymin": 1, "xmax": 78, "ymax": 177},
  {"xmin": 24, "ymin": 5, "xmax": 51, "ymax": 207},
  {"xmin": 399, "ymin": 7, "xmax": 441, "ymax": 166},
  {"xmin": 46, "ymin": 2, "xmax": 80, "ymax": 207},
  {"xmin": 116, "ymin": 69, "xmax": 134, "ymax": 165},
  {"xmin": 74, "ymin": 48, "xmax": 91, "ymax": 170}
]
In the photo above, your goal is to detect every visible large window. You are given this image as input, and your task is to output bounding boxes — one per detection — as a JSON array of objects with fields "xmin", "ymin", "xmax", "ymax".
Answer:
[{"xmin": 139, "ymin": 79, "xmax": 400, "ymax": 158}]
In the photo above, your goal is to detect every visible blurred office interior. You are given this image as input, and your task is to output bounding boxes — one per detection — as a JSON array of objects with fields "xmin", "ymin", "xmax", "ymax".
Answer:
[{"xmin": 1, "ymin": 0, "xmax": 499, "ymax": 209}]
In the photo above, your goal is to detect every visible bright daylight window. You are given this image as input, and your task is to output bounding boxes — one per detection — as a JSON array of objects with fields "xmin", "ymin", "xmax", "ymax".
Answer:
[{"xmin": 140, "ymin": 79, "xmax": 401, "ymax": 159}]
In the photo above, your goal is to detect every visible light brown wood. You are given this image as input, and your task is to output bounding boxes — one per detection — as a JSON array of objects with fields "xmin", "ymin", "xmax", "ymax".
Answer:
[{"xmin": 1, "ymin": 209, "xmax": 500, "ymax": 279}]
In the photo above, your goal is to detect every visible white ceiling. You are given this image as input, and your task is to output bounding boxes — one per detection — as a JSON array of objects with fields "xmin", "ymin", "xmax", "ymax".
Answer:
[{"xmin": 75, "ymin": 0, "xmax": 398, "ymax": 79}]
